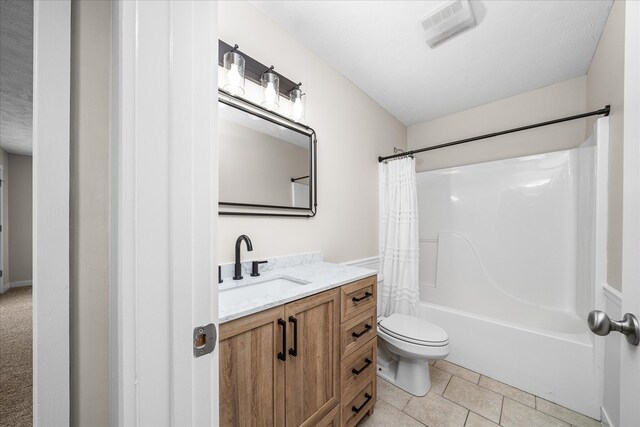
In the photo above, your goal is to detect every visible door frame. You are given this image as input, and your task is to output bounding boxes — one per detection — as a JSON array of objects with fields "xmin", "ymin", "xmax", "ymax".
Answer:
[
  {"xmin": 111, "ymin": 1, "xmax": 219, "ymax": 425},
  {"xmin": 0, "ymin": 164, "xmax": 4, "ymax": 293},
  {"xmin": 620, "ymin": 1, "xmax": 640, "ymax": 426},
  {"xmin": 32, "ymin": 0, "xmax": 71, "ymax": 425}
]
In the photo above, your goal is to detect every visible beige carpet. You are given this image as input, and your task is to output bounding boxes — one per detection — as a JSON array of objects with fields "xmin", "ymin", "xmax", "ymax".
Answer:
[{"xmin": 0, "ymin": 287, "xmax": 32, "ymax": 427}]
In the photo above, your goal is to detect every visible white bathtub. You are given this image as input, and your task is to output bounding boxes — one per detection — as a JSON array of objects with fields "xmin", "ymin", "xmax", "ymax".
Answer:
[
  {"xmin": 411, "ymin": 119, "xmax": 610, "ymax": 419},
  {"xmin": 418, "ymin": 301, "xmax": 600, "ymax": 418},
  {"xmin": 348, "ymin": 256, "xmax": 602, "ymax": 419}
]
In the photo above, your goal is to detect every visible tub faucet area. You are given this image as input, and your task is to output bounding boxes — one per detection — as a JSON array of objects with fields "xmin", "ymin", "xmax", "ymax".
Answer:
[{"xmin": 234, "ymin": 235, "xmax": 253, "ymax": 280}]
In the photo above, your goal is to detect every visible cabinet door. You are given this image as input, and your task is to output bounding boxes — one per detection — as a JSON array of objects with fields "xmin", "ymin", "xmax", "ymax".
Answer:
[
  {"xmin": 219, "ymin": 306, "xmax": 286, "ymax": 426},
  {"xmin": 316, "ymin": 405, "xmax": 341, "ymax": 427},
  {"xmin": 285, "ymin": 289, "xmax": 341, "ymax": 427}
]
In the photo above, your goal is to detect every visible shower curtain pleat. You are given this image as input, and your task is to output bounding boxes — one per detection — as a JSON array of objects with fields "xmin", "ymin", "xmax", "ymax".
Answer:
[{"xmin": 379, "ymin": 157, "xmax": 420, "ymax": 317}]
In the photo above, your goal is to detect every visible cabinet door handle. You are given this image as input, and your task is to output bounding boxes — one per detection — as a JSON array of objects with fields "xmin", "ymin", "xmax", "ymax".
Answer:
[
  {"xmin": 351, "ymin": 358, "xmax": 372, "ymax": 375},
  {"xmin": 351, "ymin": 393, "xmax": 372, "ymax": 414},
  {"xmin": 352, "ymin": 324, "xmax": 372, "ymax": 338},
  {"xmin": 277, "ymin": 319, "xmax": 286, "ymax": 361},
  {"xmin": 352, "ymin": 292, "xmax": 372, "ymax": 303},
  {"xmin": 288, "ymin": 316, "xmax": 298, "ymax": 357}
]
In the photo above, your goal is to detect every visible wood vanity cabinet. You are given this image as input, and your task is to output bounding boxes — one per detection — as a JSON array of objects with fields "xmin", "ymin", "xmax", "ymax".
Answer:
[
  {"xmin": 219, "ymin": 275, "xmax": 377, "ymax": 427},
  {"xmin": 339, "ymin": 276, "xmax": 377, "ymax": 427},
  {"xmin": 219, "ymin": 306, "xmax": 285, "ymax": 426},
  {"xmin": 284, "ymin": 289, "xmax": 341, "ymax": 426}
]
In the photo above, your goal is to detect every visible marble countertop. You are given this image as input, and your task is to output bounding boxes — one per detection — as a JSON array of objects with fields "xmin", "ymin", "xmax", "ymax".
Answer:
[{"xmin": 219, "ymin": 262, "xmax": 377, "ymax": 323}]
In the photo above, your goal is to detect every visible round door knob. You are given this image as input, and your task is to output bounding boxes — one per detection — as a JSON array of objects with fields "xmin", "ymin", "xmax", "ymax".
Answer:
[
  {"xmin": 588, "ymin": 310, "xmax": 640, "ymax": 346},
  {"xmin": 587, "ymin": 310, "xmax": 611, "ymax": 336}
]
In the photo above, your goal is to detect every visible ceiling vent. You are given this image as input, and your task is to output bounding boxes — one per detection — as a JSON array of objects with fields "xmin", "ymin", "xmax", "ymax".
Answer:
[{"xmin": 419, "ymin": 0, "xmax": 476, "ymax": 48}]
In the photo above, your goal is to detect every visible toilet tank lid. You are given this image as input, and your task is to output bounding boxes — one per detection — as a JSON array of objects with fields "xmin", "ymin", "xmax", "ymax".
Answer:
[{"xmin": 379, "ymin": 313, "xmax": 448, "ymax": 344}]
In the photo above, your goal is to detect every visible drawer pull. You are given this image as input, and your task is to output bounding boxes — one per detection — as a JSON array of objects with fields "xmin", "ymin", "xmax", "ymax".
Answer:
[
  {"xmin": 352, "ymin": 292, "xmax": 373, "ymax": 303},
  {"xmin": 351, "ymin": 393, "xmax": 372, "ymax": 414},
  {"xmin": 351, "ymin": 358, "xmax": 372, "ymax": 375},
  {"xmin": 288, "ymin": 316, "xmax": 298, "ymax": 357},
  {"xmin": 277, "ymin": 319, "xmax": 286, "ymax": 361},
  {"xmin": 352, "ymin": 324, "xmax": 372, "ymax": 338}
]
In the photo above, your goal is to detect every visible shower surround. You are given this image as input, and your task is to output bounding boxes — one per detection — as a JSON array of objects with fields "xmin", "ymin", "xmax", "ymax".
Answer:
[{"xmin": 415, "ymin": 119, "xmax": 609, "ymax": 418}]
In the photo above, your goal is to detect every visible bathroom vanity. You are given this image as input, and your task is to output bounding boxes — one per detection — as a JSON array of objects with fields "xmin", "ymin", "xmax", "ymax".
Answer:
[{"xmin": 219, "ymin": 262, "xmax": 377, "ymax": 427}]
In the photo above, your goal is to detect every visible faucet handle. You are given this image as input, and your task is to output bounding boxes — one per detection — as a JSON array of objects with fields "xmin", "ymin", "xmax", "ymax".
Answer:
[{"xmin": 251, "ymin": 260, "xmax": 268, "ymax": 277}]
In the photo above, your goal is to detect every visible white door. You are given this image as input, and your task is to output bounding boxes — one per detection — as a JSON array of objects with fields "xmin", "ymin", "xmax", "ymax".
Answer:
[
  {"xmin": 112, "ymin": 1, "xmax": 219, "ymax": 425},
  {"xmin": 620, "ymin": 2, "xmax": 640, "ymax": 426}
]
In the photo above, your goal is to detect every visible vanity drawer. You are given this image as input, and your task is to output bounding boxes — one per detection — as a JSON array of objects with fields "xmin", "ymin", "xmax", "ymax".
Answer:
[
  {"xmin": 342, "ymin": 307, "xmax": 377, "ymax": 359},
  {"xmin": 341, "ymin": 336, "xmax": 377, "ymax": 397},
  {"xmin": 342, "ymin": 375, "xmax": 376, "ymax": 427},
  {"xmin": 341, "ymin": 275, "xmax": 377, "ymax": 322}
]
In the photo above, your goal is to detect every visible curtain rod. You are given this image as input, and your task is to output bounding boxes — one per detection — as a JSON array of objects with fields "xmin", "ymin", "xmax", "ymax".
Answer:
[{"xmin": 378, "ymin": 105, "xmax": 610, "ymax": 163}]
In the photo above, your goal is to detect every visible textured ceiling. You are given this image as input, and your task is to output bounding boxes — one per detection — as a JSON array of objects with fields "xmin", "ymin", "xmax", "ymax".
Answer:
[
  {"xmin": 0, "ymin": 0, "xmax": 33, "ymax": 155},
  {"xmin": 250, "ymin": 0, "xmax": 613, "ymax": 126}
]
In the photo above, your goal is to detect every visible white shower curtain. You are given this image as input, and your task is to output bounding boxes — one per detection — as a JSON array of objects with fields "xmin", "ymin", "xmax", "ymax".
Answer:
[{"xmin": 379, "ymin": 157, "xmax": 420, "ymax": 317}]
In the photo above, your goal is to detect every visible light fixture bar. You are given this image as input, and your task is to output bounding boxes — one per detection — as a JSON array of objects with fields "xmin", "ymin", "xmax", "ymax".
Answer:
[{"xmin": 218, "ymin": 40, "xmax": 300, "ymax": 98}]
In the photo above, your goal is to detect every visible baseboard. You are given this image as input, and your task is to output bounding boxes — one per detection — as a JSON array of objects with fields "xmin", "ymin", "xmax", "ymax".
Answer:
[
  {"xmin": 601, "ymin": 406, "xmax": 615, "ymax": 427},
  {"xmin": 0, "ymin": 280, "xmax": 31, "ymax": 293},
  {"xmin": 10, "ymin": 280, "xmax": 33, "ymax": 288}
]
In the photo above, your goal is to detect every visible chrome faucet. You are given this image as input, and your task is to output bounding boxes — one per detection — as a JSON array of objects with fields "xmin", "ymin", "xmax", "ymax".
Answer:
[{"xmin": 234, "ymin": 235, "xmax": 253, "ymax": 280}]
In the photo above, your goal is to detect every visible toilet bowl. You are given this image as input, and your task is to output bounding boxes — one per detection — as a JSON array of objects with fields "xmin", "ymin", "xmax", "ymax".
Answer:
[{"xmin": 377, "ymin": 313, "xmax": 450, "ymax": 396}]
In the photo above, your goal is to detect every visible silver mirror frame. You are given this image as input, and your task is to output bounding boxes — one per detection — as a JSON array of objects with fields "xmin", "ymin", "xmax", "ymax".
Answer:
[{"xmin": 218, "ymin": 89, "xmax": 317, "ymax": 218}]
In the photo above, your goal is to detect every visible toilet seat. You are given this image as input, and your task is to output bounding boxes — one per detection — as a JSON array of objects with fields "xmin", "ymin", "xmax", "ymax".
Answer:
[{"xmin": 378, "ymin": 314, "xmax": 449, "ymax": 347}]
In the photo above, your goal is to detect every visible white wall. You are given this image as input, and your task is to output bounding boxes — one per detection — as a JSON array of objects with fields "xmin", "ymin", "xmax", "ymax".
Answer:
[
  {"xmin": 217, "ymin": 1, "xmax": 406, "ymax": 264},
  {"xmin": 586, "ymin": 0, "xmax": 625, "ymax": 292},
  {"xmin": 408, "ymin": 76, "xmax": 587, "ymax": 173},
  {"xmin": 69, "ymin": 0, "xmax": 111, "ymax": 425},
  {"xmin": 0, "ymin": 151, "xmax": 34, "ymax": 290},
  {"xmin": 7, "ymin": 153, "xmax": 32, "ymax": 284}
]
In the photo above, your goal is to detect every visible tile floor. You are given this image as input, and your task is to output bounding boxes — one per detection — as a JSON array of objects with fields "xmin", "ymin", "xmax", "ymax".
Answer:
[{"xmin": 358, "ymin": 360, "xmax": 601, "ymax": 427}]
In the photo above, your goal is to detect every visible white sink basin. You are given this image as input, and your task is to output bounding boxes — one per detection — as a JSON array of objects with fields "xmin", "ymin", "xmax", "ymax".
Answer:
[{"xmin": 220, "ymin": 276, "xmax": 311, "ymax": 305}]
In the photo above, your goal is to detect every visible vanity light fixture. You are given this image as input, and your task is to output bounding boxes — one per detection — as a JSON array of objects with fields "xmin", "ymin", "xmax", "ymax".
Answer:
[
  {"xmin": 223, "ymin": 44, "xmax": 246, "ymax": 96},
  {"xmin": 261, "ymin": 66, "xmax": 280, "ymax": 111},
  {"xmin": 218, "ymin": 40, "xmax": 307, "ymax": 119},
  {"xmin": 289, "ymin": 83, "xmax": 305, "ymax": 122}
]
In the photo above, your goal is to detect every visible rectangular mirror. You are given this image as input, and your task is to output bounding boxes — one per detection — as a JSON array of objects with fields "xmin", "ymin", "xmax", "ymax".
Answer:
[{"xmin": 218, "ymin": 90, "xmax": 316, "ymax": 217}]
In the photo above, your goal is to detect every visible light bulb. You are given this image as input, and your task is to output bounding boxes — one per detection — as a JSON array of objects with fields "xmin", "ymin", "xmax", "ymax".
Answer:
[
  {"xmin": 261, "ymin": 70, "xmax": 280, "ymax": 110},
  {"xmin": 265, "ymin": 82, "xmax": 277, "ymax": 102},
  {"xmin": 225, "ymin": 63, "xmax": 244, "ymax": 96},
  {"xmin": 289, "ymin": 86, "xmax": 304, "ymax": 122},
  {"xmin": 227, "ymin": 64, "xmax": 241, "ymax": 86},
  {"xmin": 223, "ymin": 49, "xmax": 245, "ymax": 96},
  {"xmin": 292, "ymin": 98, "xmax": 303, "ymax": 121},
  {"xmin": 263, "ymin": 82, "xmax": 278, "ymax": 110}
]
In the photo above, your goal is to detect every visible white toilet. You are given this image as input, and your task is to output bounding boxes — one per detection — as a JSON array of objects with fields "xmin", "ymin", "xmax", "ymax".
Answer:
[{"xmin": 377, "ymin": 313, "xmax": 450, "ymax": 396}]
